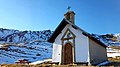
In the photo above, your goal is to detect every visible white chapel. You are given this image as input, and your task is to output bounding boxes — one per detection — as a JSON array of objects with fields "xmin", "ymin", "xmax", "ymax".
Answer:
[{"xmin": 48, "ymin": 9, "xmax": 108, "ymax": 65}]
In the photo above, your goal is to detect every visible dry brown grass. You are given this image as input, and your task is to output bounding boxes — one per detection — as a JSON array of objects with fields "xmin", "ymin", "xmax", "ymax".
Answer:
[
  {"xmin": 0, "ymin": 64, "xmax": 115, "ymax": 67},
  {"xmin": 108, "ymin": 57, "xmax": 120, "ymax": 62}
]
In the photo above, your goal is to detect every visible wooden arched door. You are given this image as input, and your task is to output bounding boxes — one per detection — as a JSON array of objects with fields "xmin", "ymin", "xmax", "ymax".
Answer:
[{"xmin": 64, "ymin": 43, "xmax": 73, "ymax": 64}]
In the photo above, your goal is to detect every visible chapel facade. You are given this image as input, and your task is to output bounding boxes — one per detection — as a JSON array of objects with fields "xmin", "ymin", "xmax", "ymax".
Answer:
[{"xmin": 48, "ymin": 9, "xmax": 108, "ymax": 65}]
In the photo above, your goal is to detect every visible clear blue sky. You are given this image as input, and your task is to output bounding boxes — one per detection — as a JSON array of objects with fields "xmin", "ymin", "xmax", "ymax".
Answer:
[{"xmin": 0, "ymin": 0, "xmax": 120, "ymax": 34}]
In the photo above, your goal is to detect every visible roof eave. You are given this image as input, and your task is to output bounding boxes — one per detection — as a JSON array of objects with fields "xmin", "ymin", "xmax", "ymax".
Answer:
[
  {"xmin": 48, "ymin": 19, "xmax": 69, "ymax": 43},
  {"xmin": 82, "ymin": 32, "xmax": 107, "ymax": 47}
]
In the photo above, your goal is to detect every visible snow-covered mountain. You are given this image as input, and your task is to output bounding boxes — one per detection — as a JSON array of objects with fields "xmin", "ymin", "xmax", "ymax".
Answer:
[
  {"xmin": 0, "ymin": 28, "xmax": 52, "ymax": 43},
  {"xmin": 0, "ymin": 28, "xmax": 52, "ymax": 64},
  {"xmin": 92, "ymin": 33, "xmax": 120, "ymax": 46},
  {"xmin": 0, "ymin": 28, "xmax": 120, "ymax": 64}
]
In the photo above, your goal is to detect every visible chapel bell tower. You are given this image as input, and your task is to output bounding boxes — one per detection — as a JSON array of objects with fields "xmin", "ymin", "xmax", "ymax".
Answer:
[{"xmin": 64, "ymin": 7, "xmax": 75, "ymax": 24}]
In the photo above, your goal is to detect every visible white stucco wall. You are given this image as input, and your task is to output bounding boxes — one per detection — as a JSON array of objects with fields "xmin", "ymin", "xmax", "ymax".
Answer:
[
  {"xmin": 52, "ymin": 43, "xmax": 62, "ymax": 62},
  {"xmin": 75, "ymin": 32, "xmax": 89, "ymax": 62},
  {"xmin": 52, "ymin": 24, "xmax": 89, "ymax": 63},
  {"xmin": 89, "ymin": 39, "xmax": 107, "ymax": 65}
]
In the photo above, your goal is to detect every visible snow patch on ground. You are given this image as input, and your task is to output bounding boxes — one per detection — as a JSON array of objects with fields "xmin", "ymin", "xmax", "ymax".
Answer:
[
  {"xmin": 30, "ymin": 59, "xmax": 52, "ymax": 65},
  {"xmin": 97, "ymin": 61, "xmax": 110, "ymax": 66}
]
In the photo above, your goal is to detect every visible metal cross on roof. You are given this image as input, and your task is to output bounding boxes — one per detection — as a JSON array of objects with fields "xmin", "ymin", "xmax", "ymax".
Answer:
[{"xmin": 67, "ymin": 6, "xmax": 71, "ymax": 11}]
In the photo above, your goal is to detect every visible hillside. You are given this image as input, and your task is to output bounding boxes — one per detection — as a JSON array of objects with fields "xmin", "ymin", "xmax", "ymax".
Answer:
[
  {"xmin": 92, "ymin": 34, "xmax": 120, "ymax": 47},
  {"xmin": 0, "ymin": 28, "xmax": 52, "ymax": 64},
  {"xmin": 0, "ymin": 28, "xmax": 120, "ymax": 64}
]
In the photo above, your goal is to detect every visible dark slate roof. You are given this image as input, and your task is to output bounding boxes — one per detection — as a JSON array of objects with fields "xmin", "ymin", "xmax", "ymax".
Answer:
[
  {"xmin": 82, "ymin": 32, "xmax": 107, "ymax": 47},
  {"xmin": 48, "ymin": 19, "xmax": 68, "ymax": 43},
  {"xmin": 48, "ymin": 18, "xmax": 107, "ymax": 47}
]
